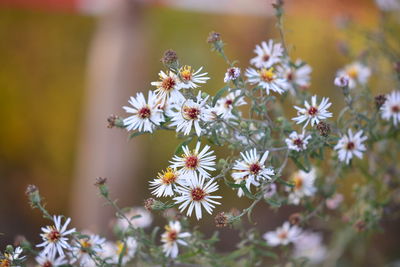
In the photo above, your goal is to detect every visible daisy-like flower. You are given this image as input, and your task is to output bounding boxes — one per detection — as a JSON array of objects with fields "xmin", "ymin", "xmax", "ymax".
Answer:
[
  {"xmin": 35, "ymin": 253, "xmax": 67, "ymax": 267},
  {"xmin": 232, "ymin": 174, "xmax": 259, "ymax": 198},
  {"xmin": 37, "ymin": 215, "xmax": 76, "ymax": 257},
  {"xmin": 224, "ymin": 67, "xmax": 241, "ymax": 83},
  {"xmin": 279, "ymin": 60, "xmax": 312, "ymax": 93},
  {"xmin": 151, "ymin": 70, "xmax": 184, "ymax": 104},
  {"xmin": 149, "ymin": 167, "xmax": 186, "ymax": 197},
  {"xmin": 178, "ymin": 65, "xmax": 209, "ymax": 89},
  {"xmin": 245, "ymin": 67, "xmax": 288, "ymax": 95},
  {"xmin": 215, "ymin": 90, "xmax": 246, "ymax": 120},
  {"xmin": 263, "ymin": 222, "xmax": 302, "ymax": 246},
  {"xmin": 1, "ymin": 246, "xmax": 25, "ymax": 267},
  {"xmin": 336, "ymin": 62, "xmax": 371, "ymax": 89},
  {"xmin": 112, "ymin": 237, "xmax": 137, "ymax": 265},
  {"xmin": 122, "ymin": 91, "xmax": 164, "ymax": 133},
  {"xmin": 232, "ymin": 149, "xmax": 275, "ymax": 184},
  {"xmin": 293, "ymin": 232, "xmax": 327, "ymax": 264},
  {"xmin": 286, "ymin": 169, "xmax": 317, "ymax": 205},
  {"xmin": 334, "ymin": 129, "xmax": 367, "ymax": 164},
  {"xmin": 169, "ymin": 91, "xmax": 214, "ymax": 136},
  {"xmin": 285, "ymin": 131, "xmax": 312, "ymax": 152},
  {"xmin": 161, "ymin": 221, "xmax": 191, "ymax": 258},
  {"xmin": 115, "ymin": 207, "xmax": 153, "ymax": 231},
  {"xmin": 292, "ymin": 95, "xmax": 332, "ymax": 128},
  {"xmin": 250, "ymin": 40, "xmax": 283, "ymax": 68},
  {"xmin": 69, "ymin": 232, "xmax": 106, "ymax": 267},
  {"xmin": 173, "ymin": 173, "xmax": 222, "ymax": 220},
  {"xmin": 170, "ymin": 142, "xmax": 216, "ymax": 178},
  {"xmin": 380, "ymin": 90, "xmax": 400, "ymax": 126}
]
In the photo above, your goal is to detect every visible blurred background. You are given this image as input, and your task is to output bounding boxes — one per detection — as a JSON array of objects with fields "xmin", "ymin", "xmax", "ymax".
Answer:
[{"xmin": 0, "ymin": 0, "xmax": 399, "ymax": 264}]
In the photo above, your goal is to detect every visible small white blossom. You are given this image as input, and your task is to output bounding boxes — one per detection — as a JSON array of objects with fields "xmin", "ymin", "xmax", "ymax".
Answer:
[
  {"xmin": 250, "ymin": 40, "xmax": 283, "ymax": 68},
  {"xmin": 116, "ymin": 207, "xmax": 153, "ymax": 231},
  {"xmin": 287, "ymin": 169, "xmax": 317, "ymax": 205},
  {"xmin": 170, "ymin": 142, "xmax": 216, "ymax": 178},
  {"xmin": 37, "ymin": 216, "xmax": 76, "ymax": 257},
  {"xmin": 1, "ymin": 246, "xmax": 25, "ymax": 266},
  {"xmin": 224, "ymin": 67, "xmax": 241, "ymax": 83},
  {"xmin": 232, "ymin": 149, "xmax": 275, "ymax": 190},
  {"xmin": 174, "ymin": 173, "xmax": 222, "ymax": 220},
  {"xmin": 246, "ymin": 67, "xmax": 288, "ymax": 95},
  {"xmin": 123, "ymin": 91, "xmax": 164, "ymax": 133},
  {"xmin": 336, "ymin": 62, "xmax": 371, "ymax": 89},
  {"xmin": 263, "ymin": 222, "xmax": 302, "ymax": 246},
  {"xmin": 36, "ymin": 253, "xmax": 67, "ymax": 267},
  {"xmin": 111, "ymin": 237, "xmax": 137, "ymax": 265},
  {"xmin": 334, "ymin": 74, "xmax": 350, "ymax": 87},
  {"xmin": 285, "ymin": 131, "xmax": 311, "ymax": 152},
  {"xmin": 161, "ymin": 221, "xmax": 191, "ymax": 258},
  {"xmin": 292, "ymin": 95, "xmax": 332, "ymax": 128},
  {"xmin": 293, "ymin": 232, "xmax": 327, "ymax": 264},
  {"xmin": 375, "ymin": 0, "xmax": 400, "ymax": 11},
  {"xmin": 149, "ymin": 168, "xmax": 186, "ymax": 197},
  {"xmin": 69, "ymin": 232, "xmax": 106, "ymax": 267},
  {"xmin": 279, "ymin": 60, "xmax": 312, "ymax": 93},
  {"xmin": 215, "ymin": 90, "xmax": 246, "ymax": 120},
  {"xmin": 334, "ymin": 129, "xmax": 367, "ymax": 164},
  {"xmin": 151, "ymin": 70, "xmax": 184, "ymax": 104},
  {"xmin": 178, "ymin": 65, "xmax": 209, "ymax": 89},
  {"xmin": 380, "ymin": 90, "xmax": 400, "ymax": 126},
  {"xmin": 169, "ymin": 91, "xmax": 214, "ymax": 136}
]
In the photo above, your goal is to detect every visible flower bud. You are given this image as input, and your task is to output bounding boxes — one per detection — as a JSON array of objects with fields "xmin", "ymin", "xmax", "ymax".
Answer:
[
  {"xmin": 215, "ymin": 212, "xmax": 229, "ymax": 228},
  {"xmin": 316, "ymin": 121, "xmax": 331, "ymax": 137},
  {"xmin": 161, "ymin": 49, "xmax": 179, "ymax": 70},
  {"xmin": 374, "ymin": 94, "xmax": 386, "ymax": 109},
  {"xmin": 207, "ymin": 31, "xmax": 221, "ymax": 43},
  {"xmin": 107, "ymin": 114, "xmax": 124, "ymax": 128},
  {"xmin": 94, "ymin": 177, "xmax": 109, "ymax": 197}
]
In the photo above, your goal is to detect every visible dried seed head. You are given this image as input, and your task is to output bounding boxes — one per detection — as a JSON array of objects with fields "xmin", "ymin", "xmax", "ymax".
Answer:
[
  {"xmin": 94, "ymin": 177, "xmax": 107, "ymax": 186},
  {"xmin": 374, "ymin": 94, "xmax": 387, "ymax": 109},
  {"xmin": 316, "ymin": 121, "xmax": 331, "ymax": 137},
  {"xmin": 25, "ymin": 184, "xmax": 38, "ymax": 195},
  {"xmin": 161, "ymin": 49, "xmax": 178, "ymax": 68},
  {"xmin": 107, "ymin": 114, "xmax": 120, "ymax": 128},
  {"xmin": 144, "ymin": 198, "xmax": 155, "ymax": 211},
  {"xmin": 215, "ymin": 212, "xmax": 229, "ymax": 228},
  {"xmin": 207, "ymin": 31, "xmax": 221, "ymax": 43},
  {"xmin": 289, "ymin": 213, "xmax": 302, "ymax": 225}
]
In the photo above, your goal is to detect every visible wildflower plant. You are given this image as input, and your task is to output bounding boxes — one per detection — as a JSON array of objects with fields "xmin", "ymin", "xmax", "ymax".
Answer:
[{"xmin": 7, "ymin": 1, "xmax": 400, "ymax": 266}]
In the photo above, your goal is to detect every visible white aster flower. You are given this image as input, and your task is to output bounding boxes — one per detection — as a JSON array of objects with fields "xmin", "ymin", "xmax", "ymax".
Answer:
[
  {"xmin": 149, "ymin": 167, "xmax": 186, "ymax": 197},
  {"xmin": 293, "ymin": 231, "xmax": 327, "ymax": 264},
  {"xmin": 151, "ymin": 70, "xmax": 184, "ymax": 104},
  {"xmin": 161, "ymin": 221, "xmax": 191, "ymax": 258},
  {"xmin": 336, "ymin": 62, "xmax": 371, "ymax": 89},
  {"xmin": 279, "ymin": 60, "xmax": 312, "ymax": 93},
  {"xmin": 173, "ymin": 173, "xmax": 222, "ymax": 220},
  {"xmin": 116, "ymin": 207, "xmax": 153, "ymax": 231},
  {"xmin": 334, "ymin": 73, "xmax": 350, "ymax": 87},
  {"xmin": 380, "ymin": 90, "xmax": 400, "ymax": 126},
  {"xmin": 35, "ymin": 253, "xmax": 67, "ymax": 267},
  {"xmin": 375, "ymin": 0, "xmax": 400, "ymax": 11},
  {"xmin": 1, "ymin": 246, "xmax": 25, "ymax": 266},
  {"xmin": 111, "ymin": 237, "xmax": 137, "ymax": 265},
  {"xmin": 250, "ymin": 40, "xmax": 283, "ymax": 68},
  {"xmin": 245, "ymin": 67, "xmax": 288, "ymax": 95},
  {"xmin": 285, "ymin": 131, "xmax": 311, "ymax": 152},
  {"xmin": 178, "ymin": 65, "xmax": 209, "ymax": 89},
  {"xmin": 69, "ymin": 232, "xmax": 106, "ymax": 267},
  {"xmin": 232, "ymin": 149, "xmax": 275, "ymax": 184},
  {"xmin": 232, "ymin": 174, "xmax": 258, "ymax": 198},
  {"xmin": 263, "ymin": 222, "xmax": 302, "ymax": 246},
  {"xmin": 334, "ymin": 129, "xmax": 367, "ymax": 164},
  {"xmin": 287, "ymin": 169, "xmax": 317, "ymax": 205},
  {"xmin": 122, "ymin": 90, "xmax": 164, "ymax": 133},
  {"xmin": 169, "ymin": 91, "xmax": 214, "ymax": 136},
  {"xmin": 37, "ymin": 215, "xmax": 76, "ymax": 257},
  {"xmin": 215, "ymin": 90, "xmax": 246, "ymax": 120},
  {"xmin": 224, "ymin": 67, "xmax": 241, "ymax": 83},
  {"xmin": 170, "ymin": 142, "xmax": 216, "ymax": 178},
  {"xmin": 292, "ymin": 95, "xmax": 332, "ymax": 128}
]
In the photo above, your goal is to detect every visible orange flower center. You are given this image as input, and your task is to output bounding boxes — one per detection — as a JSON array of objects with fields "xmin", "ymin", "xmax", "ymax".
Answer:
[
  {"xmin": 191, "ymin": 187, "xmax": 207, "ymax": 201},
  {"xmin": 161, "ymin": 77, "xmax": 176, "ymax": 91}
]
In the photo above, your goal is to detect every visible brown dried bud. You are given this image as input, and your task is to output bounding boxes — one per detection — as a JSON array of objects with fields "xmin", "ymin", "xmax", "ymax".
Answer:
[
  {"xmin": 144, "ymin": 198, "xmax": 155, "ymax": 211},
  {"xmin": 374, "ymin": 94, "xmax": 387, "ymax": 109},
  {"xmin": 215, "ymin": 212, "xmax": 229, "ymax": 228},
  {"xmin": 25, "ymin": 184, "xmax": 38, "ymax": 195},
  {"xmin": 94, "ymin": 177, "xmax": 107, "ymax": 186},
  {"xmin": 316, "ymin": 121, "xmax": 331, "ymax": 137},
  {"xmin": 207, "ymin": 31, "xmax": 221, "ymax": 43},
  {"xmin": 161, "ymin": 49, "xmax": 178, "ymax": 67},
  {"xmin": 394, "ymin": 62, "xmax": 400, "ymax": 73},
  {"xmin": 354, "ymin": 220, "xmax": 366, "ymax": 232},
  {"xmin": 107, "ymin": 114, "xmax": 120, "ymax": 128},
  {"xmin": 289, "ymin": 213, "xmax": 302, "ymax": 225}
]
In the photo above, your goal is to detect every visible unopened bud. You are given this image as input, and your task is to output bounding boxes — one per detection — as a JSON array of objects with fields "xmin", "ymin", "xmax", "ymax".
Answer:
[
  {"xmin": 25, "ymin": 184, "xmax": 38, "ymax": 195},
  {"xmin": 95, "ymin": 177, "xmax": 109, "ymax": 197},
  {"xmin": 144, "ymin": 198, "xmax": 155, "ymax": 211},
  {"xmin": 161, "ymin": 49, "xmax": 179, "ymax": 69},
  {"xmin": 316, "ymin": 121, "xmax": 331, "ymax": 137},
  {"xmin": 207, "ymin": 31, "xmax": 221, "ymax": 43},
  {"xmin": 374, "ymin": 94, "xmax": 387, "ymax": 109},
  {"xmin": 107, "ymin": 115, "xmax": 124, "ymax": 128},
  {"xmin": 215, "ymin": 212, "xmax": 229, "ymax": 228}
]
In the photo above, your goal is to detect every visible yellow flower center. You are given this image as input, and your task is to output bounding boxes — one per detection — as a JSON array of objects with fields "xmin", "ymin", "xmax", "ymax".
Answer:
[
  {"xmin": 346, "ymin": 67, "xmax": 358, "ymax": 78},
  {"xmin": 116, "ymin": 241, "xmax": 127, "ymax": 256},
  {"xmin": 259, "ymin": 68, "xmax": 275, "ymax": 82},
  {"xmin": 293, "ymin": 175, "xmax": 303, "ymax": 191},
  {"xmin": 180, "ymin": 65, "xmax": 193, "ymax": 81},
  {"xmin": 159, "ymin": 168, "xmax": 177, "ymax": 184},
  {"xmin": 0, "ymin": 259, "xmax": 11, "ymax": 267}
]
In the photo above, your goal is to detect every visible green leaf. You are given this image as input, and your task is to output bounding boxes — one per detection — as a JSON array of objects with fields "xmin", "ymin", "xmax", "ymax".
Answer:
[
  {"xmin": 265, "ymin": 197, "xmax": 281, "ymax": 207},
  {"xmin": 276, "ymin": 177, "xmax": 294, "ymax": 188},
  {"xmin": 212, "ymin": 86, "xmax": 230, "ymax": 106}
]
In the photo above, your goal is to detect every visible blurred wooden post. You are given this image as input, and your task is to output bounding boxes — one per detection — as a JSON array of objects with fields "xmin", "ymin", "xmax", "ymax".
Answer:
[{"xmin": 70, "ymin": 0, "xmax": 147, "ymax": 233}]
